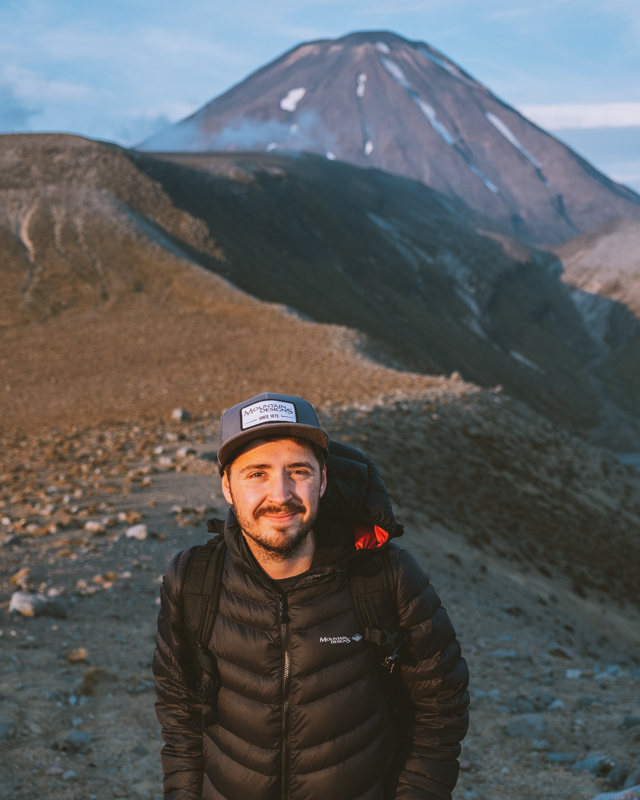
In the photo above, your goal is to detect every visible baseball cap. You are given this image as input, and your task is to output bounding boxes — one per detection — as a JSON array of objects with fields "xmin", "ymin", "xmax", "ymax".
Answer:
[{"xmin": 218, "ymin": 392, "xmax": 329, "ymax": 474}]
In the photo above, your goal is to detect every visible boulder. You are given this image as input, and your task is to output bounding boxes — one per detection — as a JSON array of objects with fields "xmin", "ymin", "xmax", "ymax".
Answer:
[{"xmin": 171, "ymin": 408, "xmax": 190, "ymax": 422}]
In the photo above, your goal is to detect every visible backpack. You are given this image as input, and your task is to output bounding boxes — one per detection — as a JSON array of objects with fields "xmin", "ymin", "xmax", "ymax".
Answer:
[{"xmin": 181, "ymin": 520, "xmax": 406, "ymax": 725}]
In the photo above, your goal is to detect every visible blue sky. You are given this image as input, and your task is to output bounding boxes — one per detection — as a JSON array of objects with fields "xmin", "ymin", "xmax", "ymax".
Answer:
[{"xmin": 1, "ymin": 0, "xmax": 640, "ymax": 190}]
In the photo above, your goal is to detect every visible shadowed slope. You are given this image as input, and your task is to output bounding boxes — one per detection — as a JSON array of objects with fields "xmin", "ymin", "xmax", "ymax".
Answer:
[{"xmin": 1, "ymin": 133, "xmax": 639, "ymax": 449}]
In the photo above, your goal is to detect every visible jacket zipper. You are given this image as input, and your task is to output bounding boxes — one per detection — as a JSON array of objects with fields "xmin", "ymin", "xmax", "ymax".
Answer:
[{"xmin": 279, "ymin": 594, "xmax": 291, "ymax": 800}]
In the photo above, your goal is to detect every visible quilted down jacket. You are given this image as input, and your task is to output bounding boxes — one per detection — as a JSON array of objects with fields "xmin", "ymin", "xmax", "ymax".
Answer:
[{"xmin": 153, "ymin": 442, "xmax": 469, "ymax": 800}]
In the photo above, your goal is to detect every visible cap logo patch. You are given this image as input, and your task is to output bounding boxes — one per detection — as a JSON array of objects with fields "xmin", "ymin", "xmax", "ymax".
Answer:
[{"xmin": 241, "ymin": 400, "xmax": 297, "ymax": 430}]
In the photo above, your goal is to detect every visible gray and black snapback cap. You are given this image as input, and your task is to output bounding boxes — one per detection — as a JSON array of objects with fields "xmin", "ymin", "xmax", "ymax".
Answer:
[{"xmin": 218, "ymin": 392, "xmax": 329, "ymax": 474}]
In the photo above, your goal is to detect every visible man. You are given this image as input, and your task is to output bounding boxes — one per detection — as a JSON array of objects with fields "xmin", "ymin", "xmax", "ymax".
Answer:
[{"xmin": 154, "ymin": 392, "xmax": 469, "ymax": 800}]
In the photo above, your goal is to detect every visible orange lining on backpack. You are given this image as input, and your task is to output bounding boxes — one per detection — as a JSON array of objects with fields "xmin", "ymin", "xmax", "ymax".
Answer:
[{"xmin": 353, "ymin": 522, "xmax": 389, "ymax": 550}]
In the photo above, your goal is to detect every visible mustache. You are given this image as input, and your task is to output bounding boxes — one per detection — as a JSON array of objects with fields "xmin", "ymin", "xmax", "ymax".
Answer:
[{"xmin": 254, "ymin": 502, "xmax": 306, "ymax": 520}]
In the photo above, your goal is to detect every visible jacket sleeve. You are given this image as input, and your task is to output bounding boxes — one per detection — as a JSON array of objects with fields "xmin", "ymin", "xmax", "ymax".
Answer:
[
  {"xmin": 387, "ymin": 546, "xmax": 470, "ymax": 800},
  {"xmin": 153, "ymin": 547, "xmax": 204, "ymax": 800}
]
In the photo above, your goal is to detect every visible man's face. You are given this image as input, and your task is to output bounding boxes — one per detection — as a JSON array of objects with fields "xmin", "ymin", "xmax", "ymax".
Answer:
[{"xmin": 221, "ymin": 438, "xmax": 327, "ymax": 560}]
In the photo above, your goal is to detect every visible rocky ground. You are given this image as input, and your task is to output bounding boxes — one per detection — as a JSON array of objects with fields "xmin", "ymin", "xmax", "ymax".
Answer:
[{"xmin": 1, "ymin": 401, "xmax": 639, "ymax": 800}]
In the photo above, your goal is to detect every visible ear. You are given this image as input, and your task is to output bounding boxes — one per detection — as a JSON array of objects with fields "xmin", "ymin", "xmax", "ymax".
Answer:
[
  {"xmin": 221, "ymin": 470, "xmax": 233, "ymax": 505},
  {"xmin": 319, "ymin": 464, "xmax": 327, "ymax": 498}
]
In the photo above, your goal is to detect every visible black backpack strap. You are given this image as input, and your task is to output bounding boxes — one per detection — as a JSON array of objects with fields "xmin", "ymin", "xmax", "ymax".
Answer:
[
  {"xmin": 348, "ymin": 548, "xmax": 407, "ymax": 674},
  {"xmin": 181, "ymin": 529, "xmax": 227, "ymax": 725}
]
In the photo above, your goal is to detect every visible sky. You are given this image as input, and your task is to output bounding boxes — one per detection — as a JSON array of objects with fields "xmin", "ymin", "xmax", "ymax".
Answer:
[{"xmin": 1, "ymin": 0, "xmax": 639, "ymax": 191}]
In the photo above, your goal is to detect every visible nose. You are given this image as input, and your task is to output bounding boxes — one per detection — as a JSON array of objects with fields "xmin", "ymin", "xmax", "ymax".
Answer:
[{"xmin": 267, "ymin": 469, "xmax": 297, "ymax": 506}]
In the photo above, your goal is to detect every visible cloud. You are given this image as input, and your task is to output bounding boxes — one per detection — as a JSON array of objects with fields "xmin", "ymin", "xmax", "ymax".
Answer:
[
  {"xmin": 519, "ymin": 102, "xmax": 640, "ymax": 130},
  {"xmin": 0, "ymin": 83, "xmax": 40, "ymax": 132},
  {"xmin": 116, "ymin": 114, "xmax": 173, "ymax": 148}
]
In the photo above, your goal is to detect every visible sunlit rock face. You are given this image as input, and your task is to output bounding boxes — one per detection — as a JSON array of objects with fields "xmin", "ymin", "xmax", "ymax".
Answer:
[{"xmin": 139, "ymin": 30, "xmax": 640, "ymax": 246}]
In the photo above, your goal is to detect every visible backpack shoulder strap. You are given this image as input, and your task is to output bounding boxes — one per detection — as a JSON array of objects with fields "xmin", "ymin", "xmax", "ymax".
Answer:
[
  {"xmin": 181, "ymin": 531, "xmax": 227, "ymax": 722},
  {"xmin": 348, "ymin": 547, "xmax": 406, "ymax": 673}
]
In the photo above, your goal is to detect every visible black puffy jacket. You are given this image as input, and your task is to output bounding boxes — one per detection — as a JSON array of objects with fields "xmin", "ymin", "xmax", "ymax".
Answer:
[{"xmin": 153, "ymin": 442, "xmax": 469, "ymax": 800}]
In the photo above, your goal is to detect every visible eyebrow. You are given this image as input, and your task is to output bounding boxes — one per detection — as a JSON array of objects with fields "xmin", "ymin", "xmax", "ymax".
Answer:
[{"xmin": 238, "ymin": 460, "xmax": 316, "ymax": 474}]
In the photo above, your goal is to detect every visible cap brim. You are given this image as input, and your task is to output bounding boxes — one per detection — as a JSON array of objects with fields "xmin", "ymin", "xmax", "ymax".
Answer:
[{"xmin": 218, "ymin": 424, "xmax": 329, "ymax": 474}]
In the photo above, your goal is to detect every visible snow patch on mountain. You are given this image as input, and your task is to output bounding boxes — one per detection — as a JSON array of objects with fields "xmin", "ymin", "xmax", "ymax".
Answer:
[
  {"xmin": 414, "ymin": 97, "xmax": 455, "ymax": 146},
  {"xmin": 510, "ymin": 351, "xmax": 545, "ymax": 373},
  {"xmin": 417, "ymin": 46, "xmax": 477, "ymax": 88},
  {"xmin": 485, "ymin": 112, "xmax": 542, "ymax": 169},
  {"xmin": 375, "ymin": 41, "xmax": 390, "ymax": 54},
  {"xmin": 356, "ymin": 74, "xmax": 367, "ymax": 98},
  {"xmin": 380, "ymin": 57, "xmax": 498, "ymax": 192},
  {"xmin": 364, "ymin": 140, "xmax": 374, "ymax": 155},
  {"xmin": 280, "ymin": 88, "xmax": 306, "ymax": 112}
]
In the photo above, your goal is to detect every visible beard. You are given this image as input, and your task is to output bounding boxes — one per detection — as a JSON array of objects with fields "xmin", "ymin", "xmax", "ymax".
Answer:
[{"xmin": 231, "ymin": 494, "xmax": 321, "ymax": 563}]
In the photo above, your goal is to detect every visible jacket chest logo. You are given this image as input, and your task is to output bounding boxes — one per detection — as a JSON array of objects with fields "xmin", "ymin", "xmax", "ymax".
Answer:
[{"xmin": 319, "ymin": 633, "xmax": 362, "ymax": 644}]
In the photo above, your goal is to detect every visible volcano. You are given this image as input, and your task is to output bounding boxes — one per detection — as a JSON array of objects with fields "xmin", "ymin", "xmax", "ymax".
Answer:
[{"xmin": 139, "ymin": 31, "xmax": 640, "ymax": 246}]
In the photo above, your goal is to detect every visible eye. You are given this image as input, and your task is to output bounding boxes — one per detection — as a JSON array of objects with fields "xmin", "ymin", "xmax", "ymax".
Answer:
[
  {"xmin": 291, "ymin": 468, "xmax": 311, "ymax": 477},
  {"xmin": 247, "ymin": 471, "xmax": 266, "ymax": 479}
]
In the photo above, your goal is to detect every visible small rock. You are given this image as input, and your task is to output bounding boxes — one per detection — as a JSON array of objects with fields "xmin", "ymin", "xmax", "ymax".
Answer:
[
  {"xmin": 508, "ymin": 696, "xmax": 536, "ymax": 714},
  {"xmin": 506, "ymin": 714, "xmax": 557, "ymax": 740},
  {"xmin": 171, "ymin": 408, "xmax": 190, "ymax": 422},
  {"xmin": 67, "ymin": 648, "xmax": 89, "ymax": 663},
  {"xmin": 126, "ymin": 524, "xmax": 148, "ymax": 540},
  {"xmin": 491, "ymin": 649, "xmax": 518, "ymax": 659},
  {"xmin": 2, "ymin": 534, "xmax": 21, "ymax": 547},
  {"xmin": 624, "ymin": 771, "xmax": 640, "ymax": 789},
  {"xmin": 607, "ymin": 765, "xmax": 630, "ymax": 789},
  {"xmin": 63, "ymin": 730, "xmax": 94, "ymax": 753},
  {"xmin": 175, "ymin": 446, "xmax": 196, "ymax": 458},
  {"xmin": 576, "ymin": 696, "xmax": 598, "ymax": 710},
  {"xmin": 10, "ymin": 567, "xmax": 31, "ymax": 587},
  {"xmin": 566, "ymin": 668, "xmax": 582, "ymax": 679},
  {"xmin": 531, "ymin": 739, "xmax": 552, "ymax": 751},
  {"xmin": 46, "ymin": 764, "xmax": 66, "ymax": 776},
  {"xmin": 549, "ymin": 645, "xmax": 575, "ymax": 659},
  {"xmin": 0, "ymin": 718, "xmax": 17, "ymax": 740},
  {"xmin": 572, "ymin": 755, "xmax": 615, "ymax": 777},
  {"xmin": 131, "ymin": 744, "xmax": 149, "ymax": 757},
  {"xmin": 589, "ymin": 786, "xmax": 640, "ymax": 800},
  {"xmin": 621, "ymin": 715, "xmax": 640, "ymax": 730},
  {"xmin": 547, "ymin": 753, "xmax": 576, "ymax": 765},
  {"xmin": 502, "ymin": 604, "xmax": 525, "ymax": 617},
  {"xmin": 548, "ymin": 699, "xmax": 566, "ymax": 712},
  {"xmin": 61, "ymin": 770, "xmax": 77, "ymax": 781},
  {"xmin": 9, "ymin": 591, "xmax": 67, "ymax": 619},
  {"xmin": 84, "ymin": 521, "xmax": 106, "ymax": 534}
]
